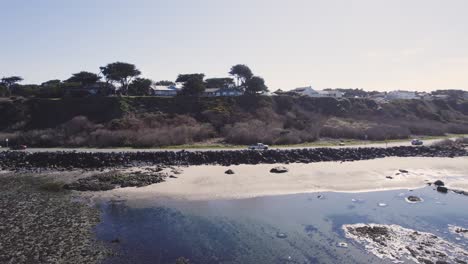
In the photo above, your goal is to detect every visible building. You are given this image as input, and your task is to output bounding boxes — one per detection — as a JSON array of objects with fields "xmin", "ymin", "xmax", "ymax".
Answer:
[
  {"xmin": 316, "ymin": 90, "xmax": 344, "ymax": 98},
  {"xmin": 290, "ymin": 86, "xmax": 319, "ymax": 97},
  {"xmin": 203, "ymin": 87, "xmax": 243, "ymax": 97},
  {"xmin": 416, "ymin": 92, "xmax": 432, "ymax": 100},
  {"xmin": 63, "ymin": 82, "xmax": 114, "ymax": 97},
  {"xmin": 386, "ymin": 90, "xmax": 418, "ymax": 100},
  {"xmin": 150, "ymin": 83, "xmax": 182, "ymax": 96},
  {"xmin": 289, "ymin": 86, "xmax": 344, "ymax": 98}
]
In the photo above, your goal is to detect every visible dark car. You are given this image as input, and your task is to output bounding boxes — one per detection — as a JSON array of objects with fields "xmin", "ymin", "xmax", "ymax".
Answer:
[
  {"xmin": 411, "ymin": 139, "xmax": 423, "ymax": 146},
  {"xmin": 10, "ymin": 145, "xmax": 28, "ymax": 150}
]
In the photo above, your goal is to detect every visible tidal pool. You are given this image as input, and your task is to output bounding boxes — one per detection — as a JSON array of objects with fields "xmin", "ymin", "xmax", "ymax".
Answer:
[{"xmin": 95, "ymin": 187, "xmax": 468, "ymax": 264}]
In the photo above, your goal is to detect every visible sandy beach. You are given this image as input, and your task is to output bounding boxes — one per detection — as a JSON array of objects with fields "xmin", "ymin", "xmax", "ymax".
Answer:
[{"xmin": 100, "ymin": 156, "xmax": 468, "ymax": 201}]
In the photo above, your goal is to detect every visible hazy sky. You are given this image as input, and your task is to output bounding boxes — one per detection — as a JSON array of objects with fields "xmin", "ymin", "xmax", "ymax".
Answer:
[{"xmin": 1, "ymin": 0, "xmax": 467, "ymax": 91}]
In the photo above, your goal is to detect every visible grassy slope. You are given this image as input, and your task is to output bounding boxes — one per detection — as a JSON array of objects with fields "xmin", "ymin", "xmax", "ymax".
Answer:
[{"xmin": 1, "ymin": 96, "xmax": 468, "ymax": 147}]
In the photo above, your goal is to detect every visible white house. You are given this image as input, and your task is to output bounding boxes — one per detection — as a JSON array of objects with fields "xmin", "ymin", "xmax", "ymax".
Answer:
[
  {"xmin": 290, "ymin": 86, "xmax": 343, "ymax": 98},
  {"xmin": 316, "ymin": 90, "xmax": 344, "ymax": 98},
  {"xmin": 386, "ymin": 90, "xmax": 418, "ymax": 100},
  {"xmin": 290, "ymin": 86, "xmax": 319, "ymax": 97},
  {"xmin": 150, "ymin": 83, "xmax": 183, "ymax": 96}
]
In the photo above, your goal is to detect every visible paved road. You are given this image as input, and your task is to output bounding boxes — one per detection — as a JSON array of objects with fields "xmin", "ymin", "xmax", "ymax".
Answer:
[{"xmin": 0, "ymin": 138, "xmax": 453, "ymax": 153}]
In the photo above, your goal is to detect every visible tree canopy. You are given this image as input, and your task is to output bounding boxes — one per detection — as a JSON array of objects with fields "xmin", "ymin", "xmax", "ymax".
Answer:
[
  {"xmin": 245, "ymin": 76, "xmax": 268, "ymax": 95},
  {"xmin": 205, "ymin": 77, "xmax": 234, "ymax": 88},
  {"xmin": 155, "ymin": 80, "xmax": 176, "ymax": 86},
  {"xmin": 128, "ymin": 78, "xmax": 152, "ymax": 96},
  {"xmin": 1, "ymin": 76, "xmax": 23, "ymax": 87},
  {"xmin": 41, "ymin": 79, "xmax": 62, "ymax": 87},
  {"xmin": 66, "ymin": 71, "xmax": 101, "ymax": 85},
  {"xmin": 100, "ymin": 62, "xmax": 141, "ymax": 94},
  {"xmin": 179, "ymin": 76, "xmax": 206, "ymax": 96},
  {"xmin": 176, "ymin": 73, "xmax": 205, "ymax": 83},
  {"xmin": 229, "ymin": 64, "xmax": 253, "ymax": 86}
]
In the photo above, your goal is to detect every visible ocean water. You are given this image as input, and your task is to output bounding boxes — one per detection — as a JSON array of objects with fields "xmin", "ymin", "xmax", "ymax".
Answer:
[{"xmin": 95, "ymin": 187, "xmax": 468, "ymax": 264}]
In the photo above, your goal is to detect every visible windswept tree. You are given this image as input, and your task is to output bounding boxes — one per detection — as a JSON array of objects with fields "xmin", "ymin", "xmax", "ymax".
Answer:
[
  {"xmin": 229, "ymin": 64, "xmax": 253, "ymax": 87},
  {"xmin": 100, "ymin": 62, "xmax": 141, "ymax": 94},
  {"xmin": 41, "ymin": 79, "xmax": 62, "ymax": 87},
  {"xmin": 177, "ymin": 74, "xmax": 206, "ymax": 96},
  {"xmin": 1, "ymin": 76, "xmax": 23, "ymax": 94},
  {"xmin": 176, "ymin": 73, "xmax": 205, "ymax": 83},
  {"xmin": 205, "ymin": 77, "xmax": 234, "ymax": 88},
  {"xmin": 245, "ymin": 76, "xmax": 268, "ymax": 95},
  {"xmin": 128, "ymin": 78, "xmax": 152, "ymax": 96},
  {"xmin": 66, "ymin": 71, "xmax": 101, "ymax": 85}
]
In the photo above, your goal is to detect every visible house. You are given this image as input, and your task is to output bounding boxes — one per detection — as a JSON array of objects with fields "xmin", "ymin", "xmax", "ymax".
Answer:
[
  {"xmin": 63, "ymin": 82, "xmax": 114, "ymax": 97},
  {"xmin": 203, "ymin": 88, "xmax": 219, "ymax": 97},
  {"xmin": 316, "ymin": 90, "xmax": 344, "ymax": 98},
  {"xmin": 433, "ymin": 94, "xmax": 449, "ymax": 100},
  {"xmin": 417, "ymin": 92, "xmax": 432, "ymax": 100},
  {"xmin": 289, "ymin": 86, "xmax": 344, "ymax": 98},
  {"xmin": 290, "ymin": 86, "xmax": 319, "ymax": 97},
  {"xmin": 150, "ymin": 83, "xmax": 182, "ymax": 96},
  {"xmin": 214, "ymin": 87, "xmax": 243, "ymax": 97},
  {"xmin": 203, "ymin": 87, "xmax": 243, "ymax": 97},
  {"xmin": 386, "ymin": 90, "xmax": 418, "ymax": 100}
]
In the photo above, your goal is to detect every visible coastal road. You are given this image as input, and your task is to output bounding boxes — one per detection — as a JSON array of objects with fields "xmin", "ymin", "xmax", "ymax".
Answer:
[{"xmin": 0, "ymin": 137, "xmax": 454, "ymax": 153}]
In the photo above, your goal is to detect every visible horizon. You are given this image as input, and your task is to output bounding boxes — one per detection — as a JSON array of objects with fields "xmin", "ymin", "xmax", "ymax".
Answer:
[{"xmin": 1, "ymin": 0, "xmax": 468, "ymax": 92}]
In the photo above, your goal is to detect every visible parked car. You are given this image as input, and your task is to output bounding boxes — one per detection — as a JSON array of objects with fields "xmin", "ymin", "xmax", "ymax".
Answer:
[
  {"xmin": 411, "ymin": 139, "xmax": 423, "ymax": 146},
  {"xmin": 10, "ymin": 145, "xmax": 28, "ymax": 150},
  {"xmin": 248, "ymin": 143, "xmax": 269, "ymax": 150}
]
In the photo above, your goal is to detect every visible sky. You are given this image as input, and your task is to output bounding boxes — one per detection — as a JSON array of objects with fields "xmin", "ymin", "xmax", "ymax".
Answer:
[{"xmin": 1, "ymin": 0, "xmax": 468, "ymax": 91}]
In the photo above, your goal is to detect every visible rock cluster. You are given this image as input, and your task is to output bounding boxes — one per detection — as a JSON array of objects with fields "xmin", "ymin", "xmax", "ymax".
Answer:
[
  {"xmin": 1, "ymin": 146, "xmax": 466, "ymax": 170},
  {"xmin": 63, "ymin": 170, "xmax": 168, "ymax": 191},
  {"xmin": 343, "ymin": 223, "xmax": 468, "ymax": 264},
  {"xmin": 0, "ymin": 176, "xmax": 109, "ymax": 263}
]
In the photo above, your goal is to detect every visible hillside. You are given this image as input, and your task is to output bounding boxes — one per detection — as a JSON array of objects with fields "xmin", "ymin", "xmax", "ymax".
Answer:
[{"xmin": 1, "ymin": 96, "xmax": 468, "ymax": 147}]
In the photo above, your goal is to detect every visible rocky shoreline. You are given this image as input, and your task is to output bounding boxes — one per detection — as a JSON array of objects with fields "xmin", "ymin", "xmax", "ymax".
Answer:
[
  {"xmin": 1, "ymin": 146, "xmax": 466, "ymax": 170},
  {"xmin": 343, "ymin": 223, "xmax": 468, "ymax": 264},
  {"xmin": 0, "ymin": 175, "xmax": 110, "ymax": 264}
]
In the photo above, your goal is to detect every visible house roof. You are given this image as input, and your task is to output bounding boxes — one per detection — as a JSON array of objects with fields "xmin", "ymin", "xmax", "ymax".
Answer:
[
  {"xmin": 150, "ymin": 84, "xmax": 182, "ymax": 91},
  {"xmin": 204, "ymin": 88, "xmax": 220, "ymax": 93}
]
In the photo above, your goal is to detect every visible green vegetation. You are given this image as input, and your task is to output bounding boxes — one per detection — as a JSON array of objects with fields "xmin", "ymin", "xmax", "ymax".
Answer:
[{"xmin": 1, "ymin": 96, "xmax": 468, "ymax": 148}]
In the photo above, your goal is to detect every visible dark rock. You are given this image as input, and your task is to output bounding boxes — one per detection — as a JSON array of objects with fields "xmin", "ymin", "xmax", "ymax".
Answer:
[
  {"xmin": 436, "ymin": 186, "xmax": 448, "ymax": 193},
  {"xmin": 433, "ymin": 180, "xmax": 445, "ymax": 186},
  {"xmin": 225, "ymin": 169, "xmax": 235, "ymax": 174},
  {"xmin": 0, "ymin": 146, "xmax": 467, "ymax": 170},
  {"xmin": 407, "ymin": 196, "xmax": 422, "ymax": 202},
  {"xmin": 65, "ymin": 171, "xmax": 168, "ymax": 191},
  {"xmin": 270, "ymin": 166, "xmax": 288, "ymax": 173},
  {"xmin": 418, "ymin": 258, "xmax": 434, "ymax": 264}
]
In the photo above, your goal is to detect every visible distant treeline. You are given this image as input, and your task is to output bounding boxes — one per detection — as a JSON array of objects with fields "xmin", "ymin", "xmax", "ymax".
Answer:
[{"xmin": 0, "ymin": 62, "xmax": 267, "ymax": 98}]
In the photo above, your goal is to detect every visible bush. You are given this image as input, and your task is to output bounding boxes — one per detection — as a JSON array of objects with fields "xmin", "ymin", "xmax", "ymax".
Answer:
[
  {"xmin": 39, "ymin": 181, "xmax": 65, "ymax": 192},
  {"xmin": 432, "ymin": 139, "xmax": 457, "ymax": 148}
]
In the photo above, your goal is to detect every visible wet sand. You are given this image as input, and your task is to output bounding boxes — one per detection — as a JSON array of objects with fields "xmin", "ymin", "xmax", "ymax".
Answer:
[{"xmin": 100, "ymin": 157, "xmax": 468, "ymax": 201}]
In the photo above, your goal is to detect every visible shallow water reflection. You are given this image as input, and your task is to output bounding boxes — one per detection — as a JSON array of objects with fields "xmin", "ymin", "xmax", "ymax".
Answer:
[{"xmin": 96, "ymin": 187, "xmax": 468, "ymax": 264}]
